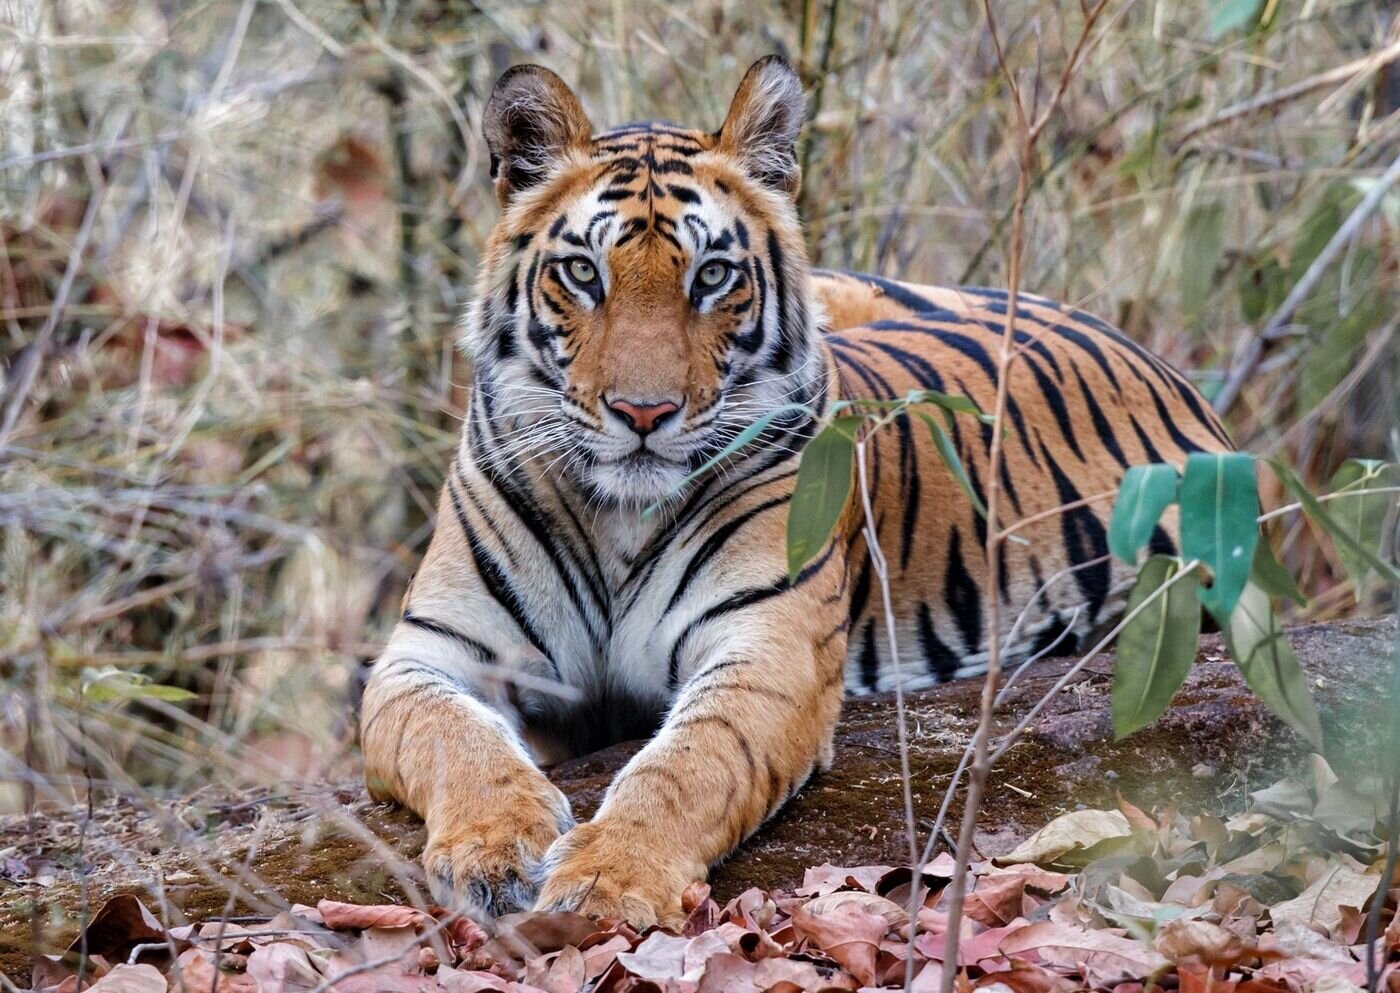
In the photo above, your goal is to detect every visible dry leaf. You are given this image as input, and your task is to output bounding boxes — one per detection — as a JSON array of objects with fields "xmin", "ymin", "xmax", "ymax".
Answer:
[
  {"xmin": 800, "ymin": 891, "xmax": 910, "ymax": 930},
  {"xmin": 790, "ymin": 897, "xmax": 889, "ymax": 985},
  {"xmin": 695, "ymin": 951, "xmax": 759, "ymax": 993},
  {"xmin": 997, "ymin": 920, "xmax": 1172, "ymax": 985},
  {"xmin": 964, "ymin": 874, "xmax": 1027, "ymax": 927},
  {"xmin": 796, "ymin": 864, "xmax": 896, "ymax": 896},
  {"xmin": 245, "ymin": 941, "xmax": 326, "ymax": 992},
  {"xmin": 316, "ymin": 900, "xmax": 428, "ymax": 931},
  {"xmin": 1269, "ymin": 864, "xmax": 1378, "ymax": 936},
  {"xmin": 174, "ymin": 948, "xmax": 259, "ymax": 993},
  {"xmin": 84, "ymin": 964, "xmax": 168, "ymax": 993},
  {"xmin": 997, "ymin": 810, "xmax": 1133, "ymax": 866},
  {"xmin": 1153, "ymin": 919, "xmax": 1248, "ymax": 965}
]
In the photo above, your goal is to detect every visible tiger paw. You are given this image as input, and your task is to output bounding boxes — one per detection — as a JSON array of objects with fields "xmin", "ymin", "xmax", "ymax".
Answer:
[
  {"xmin": 533, "ymin": 820, "xmax": 699, "ymax": 929},
  {"xmin": 423, "ymin": 781, "xmax": 574, "ymax": 921}
]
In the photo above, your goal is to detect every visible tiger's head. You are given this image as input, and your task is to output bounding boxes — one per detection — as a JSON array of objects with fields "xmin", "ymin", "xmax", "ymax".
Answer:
[{"xmin": 462, "ymin": 57, "xmax": 824, "ymax": 508}]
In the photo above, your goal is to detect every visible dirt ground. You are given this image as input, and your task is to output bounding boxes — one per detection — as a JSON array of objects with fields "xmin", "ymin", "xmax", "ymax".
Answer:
[{"xmin": 2, "ymin": 617, "xmax": 1394, "ymax": 986}]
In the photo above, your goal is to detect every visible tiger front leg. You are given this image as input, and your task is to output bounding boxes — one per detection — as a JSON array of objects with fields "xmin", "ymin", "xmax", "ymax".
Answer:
[
  {"xmin": 534, "ymin": 618, "xmax": 847, "ymax": 928},
  {"xmin": 361, "ymin": 647, "xmax": 573, "ymax": 919}
]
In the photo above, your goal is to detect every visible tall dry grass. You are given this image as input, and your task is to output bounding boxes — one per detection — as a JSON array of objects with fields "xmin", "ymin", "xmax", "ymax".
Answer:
[{"xmin": 1, "ymin": 0, "xmax": 1396, "ymax": 806}]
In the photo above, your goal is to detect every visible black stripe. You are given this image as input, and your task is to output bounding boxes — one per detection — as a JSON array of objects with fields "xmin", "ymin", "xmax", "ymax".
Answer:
[
  {"xmin": 943, "ymin": 527, "xmax": 982, "ymax": 654},
  {"xmin": 829, "ymin": 269, "xmax": 941, "ymax": 313},
  {"xmin": 477, "ymin": 461, "xmax": 610, "ymax": 638},
  {"xmin": 1129, "ymin": 414, "xmax": 1167, "ymax": 464},
  {"xmin": 856, "ymin": 619, "xmax": 879, "ymax": 691},
  {"xmin": 767, "ymin": 230, "xmax": 800, "ymax": 372},
  {"xmin": 1072, "ymin": 367, "xmax": 1129, "ymax": 469},
  {"xmin": 447, "ymin": 480, "xmax": 556, "ymax": 669},
  {"xmin": 1022, "ymin": 350, "xmax": 1085, "ymax": 461},
  {"xmin": 1143, "ymin": 377, "xmax": 1209, "ymax": 457},
  {"xmin": 666, "ymin": 495, "xmax": 789, "ymax": 610},
  {"xmin": 456, "ymin": 469, "xmax": 518, "ymax": 566},
  {"xmin": 667, "ymin": 578, "xmax": 790, "ymax": 687},
  {"xmin": 864, "ymin": 321, "xmax": 1039, "ymax": 467},
  {"xmin": 916, "ymin": 602, "xmax": 960, "ymax": 682},
  {"xmin": 401, "ymin": 610, "xmax": 498, "ymax": 663},
  {"xmin": 1037, "ymin": 437, "xmax": 1111, "ymax": 622}
]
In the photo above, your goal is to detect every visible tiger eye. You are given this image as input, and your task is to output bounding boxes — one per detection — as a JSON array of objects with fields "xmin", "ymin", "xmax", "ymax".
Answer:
[
  {"xmin": 567, "ymin": 258, "xmax": 597, "ymax": 283},
  {"xmin": 698, "ymin": 261, "xmax": 729, "ymax": 288}
]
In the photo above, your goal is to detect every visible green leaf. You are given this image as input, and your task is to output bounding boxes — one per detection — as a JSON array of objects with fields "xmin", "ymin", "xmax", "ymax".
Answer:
[
  {"xmin": 1297, "ymin": 247, "xmax": 1381, "ymax": 414},
  {"xmin": 1112, "ymin": 556, "xmax": 1202, "ymax": 739},
  {"xmin": 1250, "ymin": 541, "xmax": 1306, "ymax": 605},
  {"xmin": 83, "ymin": 671, "xmax": 196, "ymax": 704},
  {"xmin": 1180, "ymin": 204, "xmax": 1224, "ymax": 314},
  {"xmin": 911, "ymin": 410, "xmax": 988, "ymax": 518},
  {"xmin": 829, "ymin": 390, "xmax": 990, "ymax": 425},
  {"xmin": 1109, "ymin": 464, "xmax": 1180, "ymax": 564},
  {"xmin": 1223, "ymin": 582, "xmax": 1324, "ymax": 750},
  {"xmin": 647, "ymin": 401, "xmax": 817, "ymax": 515},
  {"xmin": 909, "ymin": 389, "xmax": 991, "ymax": 424},
  {"xmin": 1180, "ymin": 452, "xmax": 1260, "ymax": 622},
  {"xmin": 1209, "ymin": 0, "xmax": 1263, "ymax": 36},
  {"xmin": 1289, "ymin": 184, "xmax": 1360, "ymax": 283},
  {"xmin": 785, "ymin": 416, "xmax": 861, "ymax": 582},
  {"xmin": 1237, "ymin": 255, "xmax": 1286, "ymax": 324},
  {"xmin": 1267, "ymin": 459, "xmax": 1400, "ymax": 586},
  {"xmin": 1326, "ymin": 459, "xmax": 1400, "ymax": 588}
]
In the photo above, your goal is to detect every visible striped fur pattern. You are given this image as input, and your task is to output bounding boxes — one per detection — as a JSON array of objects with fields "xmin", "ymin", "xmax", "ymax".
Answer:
[{"xmin": 360, "ymin": 57, "xmax": 1230, "ymax": 929}]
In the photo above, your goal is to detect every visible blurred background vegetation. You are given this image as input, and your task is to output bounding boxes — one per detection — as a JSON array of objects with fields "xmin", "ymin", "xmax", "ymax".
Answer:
[{"xmin": 1, "ymin": 0, "xmax": 1397, "ymax": 811}]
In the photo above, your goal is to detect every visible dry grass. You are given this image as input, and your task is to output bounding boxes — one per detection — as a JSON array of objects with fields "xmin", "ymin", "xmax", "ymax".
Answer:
[{"xmin": 0, "ymin": 0, "xmax": 1396, "ymax": 815}]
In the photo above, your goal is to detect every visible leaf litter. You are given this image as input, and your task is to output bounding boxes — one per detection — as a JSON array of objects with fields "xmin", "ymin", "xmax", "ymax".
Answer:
[{"xmin": 29, "ymin": 759, "xmax": 1399, "ymax": 993}]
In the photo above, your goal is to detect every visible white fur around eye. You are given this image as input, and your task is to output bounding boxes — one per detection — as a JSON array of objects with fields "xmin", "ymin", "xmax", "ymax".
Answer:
[
  {"xmin": 689, "ymin": 258, "xmax": 737, "ymax": 309},
  {"xmin": 556, "ymin": 255, "xmax": 607, "ymax": 309}
]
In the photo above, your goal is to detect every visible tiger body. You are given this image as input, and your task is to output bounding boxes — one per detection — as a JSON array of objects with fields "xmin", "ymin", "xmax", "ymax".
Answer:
[{"xmin": 360, "ymin": 58, "xmax": 1229, "ymax": 929}]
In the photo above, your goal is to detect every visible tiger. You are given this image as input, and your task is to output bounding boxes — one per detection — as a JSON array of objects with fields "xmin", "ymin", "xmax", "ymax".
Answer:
[{"xmin": 359, "ymin": 55, "xmax": 1231, "ymax": 929}]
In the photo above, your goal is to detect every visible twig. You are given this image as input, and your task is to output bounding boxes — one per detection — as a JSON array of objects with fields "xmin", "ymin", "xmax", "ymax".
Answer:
[
  {"xmin": 1256, "ymin": 486, "xmax": 1400, "ymax": 524},
  {"xmin": 1174, "ymin": 37, "xmax": 1400, "ymax": 146},
  {"xmin": 0, "ymin": 151, "xmax": 111, "ymax": 448},
  {"xmin": 855, "ymin": 440, "xmax": 918, "ymax": 868},
  {"xmin": 1214, "ymin": 150, "xmax": 1400, "ymax": 415},
  {"xmin": 995, "ymin": 490, "xmax": 1116, "ymax": 543},
  {"xmin": 939, "ymin": 4, "xmax": 1111, "ymax": 989},
  {"xmin": 855, "ymin": 441, "xmax": 925, "ymax": 991},
  {"xmin": 988, "ymin": 560, "xmax": 1202, "ymax": 765},
  {"xmin": 1269, "ymin": 316, "xmax": 1400, "ymax": 454}
]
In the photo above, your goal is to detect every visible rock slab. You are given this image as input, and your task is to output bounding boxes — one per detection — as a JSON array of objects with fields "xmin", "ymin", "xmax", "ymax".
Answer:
[{"xmin": 2, "ymin": 618, "xmax": 1394, "ymax": 983}]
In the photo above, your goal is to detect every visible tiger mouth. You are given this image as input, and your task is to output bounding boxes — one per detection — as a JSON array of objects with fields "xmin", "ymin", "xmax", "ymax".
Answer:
[{"xmin": 611, "ymin": 449, "xmax": 686, "ymax": 469}]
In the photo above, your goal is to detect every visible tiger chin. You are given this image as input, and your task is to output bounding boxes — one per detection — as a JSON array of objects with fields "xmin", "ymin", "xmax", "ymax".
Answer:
[{"xmin": 360, "ymin": 56, "xmax": 1231, "ymax": 928}]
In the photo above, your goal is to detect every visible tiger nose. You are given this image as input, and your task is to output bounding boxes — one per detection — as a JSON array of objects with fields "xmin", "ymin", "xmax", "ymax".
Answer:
[{"xmin": 606, "ymin": 396, "xmax": 681, "ymax": 436}]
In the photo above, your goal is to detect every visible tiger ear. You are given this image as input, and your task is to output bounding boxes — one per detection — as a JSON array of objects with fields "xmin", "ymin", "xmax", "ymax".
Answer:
[
  {"xmin": 483, "ymin": 65, "xmax": 592, "ymax": 207},
  {"xmin": 716, "ymin": 56, "xmax": 806, "ymax": 196}
]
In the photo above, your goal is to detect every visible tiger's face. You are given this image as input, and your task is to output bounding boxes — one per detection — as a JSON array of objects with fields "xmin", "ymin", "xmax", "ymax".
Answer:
[{"xmin": 463, "ymin": 58, "xmax": 821, "ymax": 508}]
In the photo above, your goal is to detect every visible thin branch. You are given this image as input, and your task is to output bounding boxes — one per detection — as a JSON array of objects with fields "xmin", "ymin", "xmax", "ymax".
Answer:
[
  {"xmin": 1174, "ymin": 36, "xmax": 1400, "ymax": 146},
  {"xmin": 0, "ymin": 148, "xmax": 114, "ymax": 447},
  {"xmin": 1214, "ymin": 149, "xmax": 1400, "ymax": 415},
  {"xmin": 996, "ymin": 489, "xmax": 1116, "ymax": 543},
  {"xmin": 938, "ymin": 4, "xmax": 1110, "ymax": 988},
  {"xmin": 854, "ymin": 442, "xmax": 918, "ymax": 862}
]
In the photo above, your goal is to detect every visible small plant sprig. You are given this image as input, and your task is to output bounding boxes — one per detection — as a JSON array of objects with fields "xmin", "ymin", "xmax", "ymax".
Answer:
[
  {"xmin": 663, "ymin": 389, "xmax": 1398, "ymax": 754},
  {"xmin": 648, "ymin": 389, "xmax": 992, "ymax": 581},
  {"xmin": 1107, "ymin": 454, "xmax": 1399, "ymax": 747}
]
